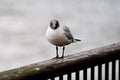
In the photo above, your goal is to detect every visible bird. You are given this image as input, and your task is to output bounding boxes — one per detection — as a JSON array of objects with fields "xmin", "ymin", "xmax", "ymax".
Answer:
[{"xmin": 46, "ymin": 20, "xmax": 81, "ymax": 58}]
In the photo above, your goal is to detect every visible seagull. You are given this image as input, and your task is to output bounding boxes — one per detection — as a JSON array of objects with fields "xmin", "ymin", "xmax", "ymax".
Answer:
[{"xmin": 46, "ymin": 20, "xmax": 81, "ymax": 58}]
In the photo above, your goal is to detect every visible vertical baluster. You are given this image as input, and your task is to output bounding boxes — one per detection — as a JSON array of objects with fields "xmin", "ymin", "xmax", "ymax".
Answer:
[
  {"xmin": 112, "ymin": 60, "xmax": 115, "ymax": 80},
  {"xmin": 98, "ymin": 64, "xmax": 102, "ymax": 80},
  {"xmin": 105, "ymin": 62, "xmax": 109, "ymax": 80},
  {"xmin": 59, "ymin": 75, "xmax": 63, "ymax": 80},
  {"xmin": 76, "ymin": 71, "xmax": 80, "ymax": 80},
  {"xmin": 119, "ymin": 59, "xmax": 120, "ymax": 80},
  {"xmin": 68, "ymin": 73, "xmax": 71, "ymax": 80},
  {"xmin": 50, "ymin": 77, "xmax": 55, "ymax": 80},
  {"xmin": 91, "ymin": 66, "xmax": 94, "ymax": 80},
  {"xmin": 83, "ymin": 69, "xmax": 87, "ymax": 80}
]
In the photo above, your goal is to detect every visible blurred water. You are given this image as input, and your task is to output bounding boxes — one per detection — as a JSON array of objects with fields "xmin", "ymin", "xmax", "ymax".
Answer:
[{"xmin": 0, "ymin": 0, "xmax": 120, "ymax": 72}]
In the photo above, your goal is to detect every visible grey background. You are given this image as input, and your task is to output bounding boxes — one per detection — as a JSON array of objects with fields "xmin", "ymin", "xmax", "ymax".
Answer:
[{"xmin": 0, "ymin": 0, "xmax": 120, "ymax": 73}]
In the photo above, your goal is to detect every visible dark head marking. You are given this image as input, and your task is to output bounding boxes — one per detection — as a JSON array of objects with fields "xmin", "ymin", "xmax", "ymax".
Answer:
[{"xmin": 50, "ymin": 20, "xmax": 59, "ymax": 29}]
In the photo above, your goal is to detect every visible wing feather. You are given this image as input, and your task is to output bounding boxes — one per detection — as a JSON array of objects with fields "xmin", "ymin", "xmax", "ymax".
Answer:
[
  {"xmin": 63, "ymin": 25, "xmax": 71, "ymax": 33},
  {"xmin": 63, "ymin": 26, "xmax": 74, "ymax": 41}
]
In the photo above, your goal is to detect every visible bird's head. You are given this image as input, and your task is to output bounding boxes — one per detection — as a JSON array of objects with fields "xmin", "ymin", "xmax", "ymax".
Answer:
[{"xmin": 50, "ymin": 20, "xmax": 59, "ymax": 29}]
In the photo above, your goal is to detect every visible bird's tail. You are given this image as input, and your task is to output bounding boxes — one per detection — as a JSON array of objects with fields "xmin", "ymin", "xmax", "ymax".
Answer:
[{"xmin": 73, "ymin": 39, "xmax": 81, "ymax": 42}]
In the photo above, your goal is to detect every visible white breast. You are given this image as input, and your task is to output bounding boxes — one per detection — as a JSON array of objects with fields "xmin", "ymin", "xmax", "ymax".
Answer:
[{"xmin": 46, "ymin": 27, "xmax": 72, "ymax": 46}]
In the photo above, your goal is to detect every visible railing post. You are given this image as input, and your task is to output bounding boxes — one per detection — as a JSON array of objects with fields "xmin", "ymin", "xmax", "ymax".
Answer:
[
  {"xmin": 68, "ymin": 73, "xmax": 71, "ymax": 80},
  {"xmin": 118, "ymin": 59, "xmax": 120, "ymax": 80},
  {"xmin": 105, "ymin": 62, "xmax": 109, "ymax": 80},
  {"xmin": 91, "ymin": 66, "xmax": 94, "ymax": 80},
  {"xmin": 75, "ymin": 71, "xmax": 80, "ymax": 80},
  {"xmin": 98, "ymin": 64, "xmax": 102, "ymax": 80},
  {"xmin": 59, "ymin": 75, "xmax": 63, "ymax": 80},
  {"xmin": 83, "ymin": 69, "xmax": 87, "ymax": 80},
  {"xmin": 112, "ymin": 60, "xmax": 116, "ymax": 80}
]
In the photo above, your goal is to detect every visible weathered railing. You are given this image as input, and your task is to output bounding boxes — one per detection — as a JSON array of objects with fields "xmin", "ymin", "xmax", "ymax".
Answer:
[{"xmin": 0, "ymin": 42, "xmax": 120, "ymax": 80}]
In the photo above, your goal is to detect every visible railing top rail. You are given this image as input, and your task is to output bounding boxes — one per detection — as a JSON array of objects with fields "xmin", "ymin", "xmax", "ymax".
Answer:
[{"xmin": 0, "ymin": 42, "xmax": 120, "ymax": 80}]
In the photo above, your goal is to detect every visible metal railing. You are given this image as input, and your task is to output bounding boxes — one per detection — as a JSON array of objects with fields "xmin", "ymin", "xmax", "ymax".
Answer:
[{"xmin": 0, "ymin": 42, "xmax": 120, "ymax": 80}]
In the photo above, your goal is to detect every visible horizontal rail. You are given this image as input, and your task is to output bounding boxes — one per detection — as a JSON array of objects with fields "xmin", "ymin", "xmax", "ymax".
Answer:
[{"xmin": 0, "ymin": 42, "xmax": 120, "ymax": 80}]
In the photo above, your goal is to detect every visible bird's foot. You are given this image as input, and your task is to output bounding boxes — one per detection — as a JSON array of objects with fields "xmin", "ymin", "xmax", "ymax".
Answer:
[
  {"xmin": 52, "ymin": 56, "xmax": 59, "ymax": 59},
  {"xmin": 60, "ymin": 56, "xmax": 64, "ymax": 59},
  {"xmin": 52, "ymin": 56, "xmax": 64, "ymax": 59}
]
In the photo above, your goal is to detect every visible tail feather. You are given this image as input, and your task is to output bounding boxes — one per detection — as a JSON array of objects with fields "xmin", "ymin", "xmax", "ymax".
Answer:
[{"xmin": 73, "ymin": 39, "xmax": 81, "ymax": 42}]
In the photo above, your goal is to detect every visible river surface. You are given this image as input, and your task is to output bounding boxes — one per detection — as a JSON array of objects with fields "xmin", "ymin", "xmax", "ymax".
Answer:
[{"xmin": 0, "ymin": 1, "xmax": 120, "ymax": 79}]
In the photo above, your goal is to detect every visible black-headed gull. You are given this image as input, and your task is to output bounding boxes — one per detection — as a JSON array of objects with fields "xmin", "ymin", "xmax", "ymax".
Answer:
[{"xmin": 46, "ymin": 20, "xmax": 81, "ymax": 58}]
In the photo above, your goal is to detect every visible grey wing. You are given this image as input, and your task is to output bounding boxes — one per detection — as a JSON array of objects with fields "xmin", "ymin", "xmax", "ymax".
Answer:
[
  {"xmin": 63, "ymin": 26, "xmax": 74, "ymax": 41},
  {"xmin": 64, "ymin": 32, "xmax": 74, "ymax": 41},
  {"xmin": 63, "ymin": 25, "xmax": 71, "ymax": 33}
]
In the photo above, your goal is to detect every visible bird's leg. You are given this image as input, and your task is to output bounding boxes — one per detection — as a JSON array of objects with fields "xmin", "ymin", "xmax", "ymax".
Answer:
[
  {"xmin": 61, "ymin": 46, "xmax": 65, "ymax": 58},
  {"xmin": 56, "ymin": 46, "xmax": 59, "ymax": 58}
]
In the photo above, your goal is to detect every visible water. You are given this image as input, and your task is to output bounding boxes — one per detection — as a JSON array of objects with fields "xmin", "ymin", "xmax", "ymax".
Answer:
[{"xmin": 0, "ymin": 0, "xmax": 120, "ymax": 72}]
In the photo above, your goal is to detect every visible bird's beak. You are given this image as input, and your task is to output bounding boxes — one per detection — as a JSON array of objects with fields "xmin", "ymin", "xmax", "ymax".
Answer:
[{"xmin": 52, "ymin": 24, "xmax": 56, "ymax": 28}]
